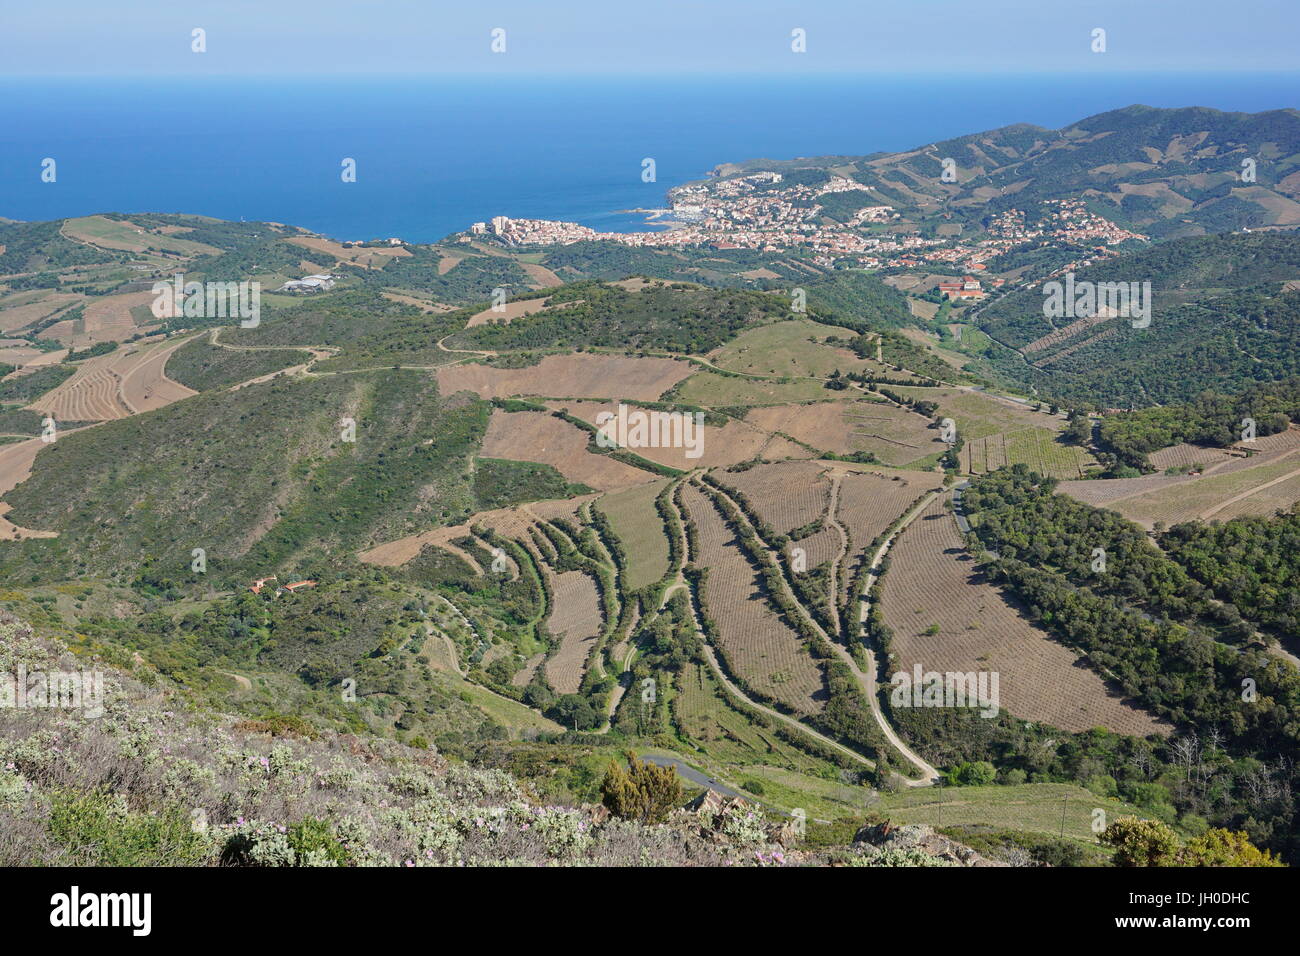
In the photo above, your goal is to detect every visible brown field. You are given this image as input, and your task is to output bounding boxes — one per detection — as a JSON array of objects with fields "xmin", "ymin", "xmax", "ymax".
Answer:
[
  {"xmin": 681, "ymin": 482, "xmax": 827, "ymax": 715},
  {"xmin": 466, "ymin": 296, "xmax": 579, "ymax": 328},
  {"xmin": 544, "ymin": 570, "xmax": 603, "ymax": 694},
  {"xmin": 596, "ymin": 479, "xmax": 671, "ymax": 589},
  {"xmin": 881, "ymin": 498, "xmax": 1168, "ymax": 736},
  {"xmin": 746, "ymin": 400, "xmax": 944, "ymax": 466},
  {"xmin": 549, "ymin": 400, "xmax": 807, "ymax": 470},
  {"xmin": 1147, "ymin": 442, "xmax": 1241, "ymax": 473},
  {"xmin": 359, "ymin": 500, "xmax": 563, "ymax": 568},
  {"xmin": 0, "ymin": 292, "xmax": 84, "ymax": 334},
  {"xmin": 791, "ymin": 526, "xmax": 840, "ymax": 570},
  {"xmin": 520, "ymin": 262, "xmax": 563, "ymax": 288},
  {"xmin": 437, "ymin": 353, "xmax": 693, "ymax": 402},
  {"xmin": 511, "ymin": 653, "xmax": 545, "ymax": 688},
  {"xmin": 1058, "ymin": 474, "xmax": 1189, "ymax": 507},
  {"xmin": 44, "ymin": 290, "xmax": 157, "ymax": 348},
  {"xmin": 0, "ymin": 345, "xmax": 69, "ymax": 371},
  {"xmin": 0, "ymin": 436, "xmax": 63, "ymax": 540},
  {"xmin": 525, "ymin": 494, "xmax": 599, "ymax": 524},
  {"xmin": 29, "ymin": 337, "xmax": 198, "ymax": 421},
  {"xmin": 1111, "ymin": 457, "xmax": 1300, "ymax": 528},
  {"xmin": 712, "ymin": 460, "xmax": 831, "ymax": 535},
  {"xmin": 479, "ymin": 409, "xmax": 654, "ymax": 491},
  {"xmin": 380, "ymin": 292, "xmax": 455, "ymax": 313},
  {"xmin": 836, "ymin": 469, "xmax": 943, "ymax": 605},
  {"xmin": 1060, "ymin": 428, "xmax": 1300, "ymax": 527}
]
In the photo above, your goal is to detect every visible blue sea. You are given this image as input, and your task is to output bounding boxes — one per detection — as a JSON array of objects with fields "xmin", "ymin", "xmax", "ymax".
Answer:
[{"xmin": 2, "ymin": 72, "xmax": 1298, "ymax": 243}]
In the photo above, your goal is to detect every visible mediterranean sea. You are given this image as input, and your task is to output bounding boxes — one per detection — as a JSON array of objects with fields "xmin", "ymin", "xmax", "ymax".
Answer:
[{"xmin": 2, "ymin": 72, "xmax": 1298, "ymax": 242}]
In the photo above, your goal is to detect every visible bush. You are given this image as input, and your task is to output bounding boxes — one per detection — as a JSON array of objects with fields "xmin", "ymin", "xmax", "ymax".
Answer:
[{"xmin": 600, "ymin": 751, "xmax": 684, "ymax": 824}]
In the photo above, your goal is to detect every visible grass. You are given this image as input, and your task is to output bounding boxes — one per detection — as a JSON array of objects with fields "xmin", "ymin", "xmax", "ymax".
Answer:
[
  {"xmin": 875, "ymin": 782, "xmax": 1148, "ymax": 843},
  {"xmin": 164, "ymin": 337, "xmax": 311, "ymax": 391},
  {"xmin": 671, "ymin": 369, "xmax": 830, "ymax": 406},
  {"xmin": 670, "ymin": 660, "xmax": 838, "ymax": 778},
  {"xmin": 708, "ymin": 319, "xmax": 884, "ymax": 379},
  {"xmin": 63, "ymin": 215, "xmax": 221, "ymax": 257},
  {"xmin": 597, "ymin": 479, "xmax": 671, "ymax": 589}
]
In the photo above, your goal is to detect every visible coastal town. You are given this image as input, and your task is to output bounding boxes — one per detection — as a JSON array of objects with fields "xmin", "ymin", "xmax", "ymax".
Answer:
[{"xmin": 461, "ymin": 172, "xmax": 1147, "ymax": 278}]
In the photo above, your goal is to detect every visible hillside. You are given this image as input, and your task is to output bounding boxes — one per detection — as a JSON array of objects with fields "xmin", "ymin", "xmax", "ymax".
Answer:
[
  {"xmin": 712, "ymin": 105, "xmax": 1300, "ymax": 238},
  {"xmin": 972, "ymin": 232, "xmax": 1300, "ymax": 406}
]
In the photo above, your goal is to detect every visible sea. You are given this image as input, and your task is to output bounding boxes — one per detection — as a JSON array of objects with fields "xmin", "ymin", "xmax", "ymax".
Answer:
[{"xmin": 1, "ymin": 72, "xmax": 1298, "ymax": 243}]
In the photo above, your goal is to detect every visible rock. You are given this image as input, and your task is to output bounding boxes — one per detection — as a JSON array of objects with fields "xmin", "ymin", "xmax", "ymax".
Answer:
[{"xmin": 853, "ymin": 822, "xmax": 1007, "ymax": 867}]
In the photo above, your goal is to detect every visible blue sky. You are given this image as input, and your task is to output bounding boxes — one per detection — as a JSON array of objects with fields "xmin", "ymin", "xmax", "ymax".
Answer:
[{"xmin": 2, "ymin": 0, "xmax": 1297, "ymax": 75}]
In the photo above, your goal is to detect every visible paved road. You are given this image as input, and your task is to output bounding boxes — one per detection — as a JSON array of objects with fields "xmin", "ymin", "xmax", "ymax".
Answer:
[{"xmin": 639, "ymin": 754, "xmax": 748, "ymax": 799}]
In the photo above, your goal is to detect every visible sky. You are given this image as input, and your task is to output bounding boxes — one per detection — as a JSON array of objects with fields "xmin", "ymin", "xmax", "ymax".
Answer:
[{"xmin": 2, "ymin": 0, "xmax": 1297, "ymax": 75}]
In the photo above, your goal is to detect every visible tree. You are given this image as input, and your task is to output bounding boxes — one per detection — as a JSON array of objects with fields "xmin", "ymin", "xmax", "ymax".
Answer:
[
  {"xmin": 1101, "ymin": 817, "xmax": 1180, "ymax": 867},
  {"xmin": 1179, "ymin": 829, "xmax": 1283, "ymax": 867},
  {"xmin": 600, "ymin": 751, "xmax": 684, "ymax": 824}
]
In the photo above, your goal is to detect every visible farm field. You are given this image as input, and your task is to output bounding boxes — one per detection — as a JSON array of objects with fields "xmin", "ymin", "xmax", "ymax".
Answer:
[
  {"xmin": 670, "ymin": 660, "xmax": 834, "ymax": 777},
  {"xmin": 836, "ymin": 468, "xmax": 942, "ymax": 605},
  {"xmin": 62, "ymin": 215, "xmax": 223, "ymax": 257},
  {"xmin": 285, "ymin": 235, "xmax": 411, "ymax": 268},
  {"xmin": 44, "ymin": 290, "xmax": 158, "ymax": 348},
  {"xmin": 479, "ymin": 408, "xmax": 654, "ymax": 491},
  {"xmin": 671, "ymin": 369, "xmax": 830, "ymax": 406},
  {"xmin": 680, "ymin": 482, "xmax": 827, "ymax": 715},
  {"xmin": 358, "ymin": 499, "xmax": 560, "ymax": 567},
  {"xmin": 0, "ymin": 290, "xmax": 84, "ymax": 334},
  {"xmin": 28, "ymin": 336, "xmax": 198, "ymax": 421},
  {"xmin": 745, "ymin": 399, "xmax": 944, "ymax": 466},
  {"xmin": 465, "ymin": 295, "xmax": 576, "ymax": 328},
  {"xmin": 544, "ymin": 569, "xmax": 603, "ymax": 695},
  {"xmin": 875, "ymin": 783, "xmax": 1151, "ymax": 843},
  {"xmin": 1103, "ymin": 456, "xmax": 1300, "ymax": 528},
  {"xmin": 962, "ymin": 426, "xmax": 1097, "ymax": 479},
  {"xmin": 890, "ymin": 386, "xmax": 1062, "ymax": 442},
  {"xmin": 706, "ymin": 319, "xmax": 884, "ymax": 378},
  {"xmin": 879, "ymin": 497, "xmax": 1169, "ymax": 736},
  {"xmin": 548, "ymin": 399, "xmax": 807, "ymax": 469},
  {"xmin": 596, "ymin": 479, "xmax": 671, "ymax": 589},
  {"xmin": 437, "ymin": 353, "xmax": 693, "ymax": 401},
  {"xmin": 1147, "ymin": 442, "xmax": 1242, "ymax": 473},
  {"xmin": 713, "ymin": 460, "xmax": 832, "ymax": 536},
  {"xmin": 0, "ymin": 435, "xmax": 64, "ymax": 540},
  {"xmin": 899, "ymin": 327, "xmax": 974, "ymax": 372}
]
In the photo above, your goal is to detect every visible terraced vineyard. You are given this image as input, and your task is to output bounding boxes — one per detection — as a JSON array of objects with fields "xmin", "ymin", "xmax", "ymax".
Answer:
[
  {"xmin": 28, "ymin": 337, "xmax": 198, "ymax": 422},
  {"xmin": 879, "ymin": 498, "xmax": 1169, "ymax": 737},
  {"xmin": 544, "ymin": 569, "xmax": 603, "ymax": 694},
  {"xmin": 680, "ymin": 482, "xmax": 827, "ymax": 715}
]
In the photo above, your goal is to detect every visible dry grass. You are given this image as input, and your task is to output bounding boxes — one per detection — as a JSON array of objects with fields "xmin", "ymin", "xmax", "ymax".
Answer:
[
  {"xmin": 544, "ymin": 570, "xmax": 603, "ymax": 695},
  {"xmin": 479, "ymin": 409, "xmax": 653, "ymax": 491},
  {"xmin": 553, "ymin": 400, "xmax": 807, "ymax": 470},
  {"xmin": 597, "ymin": 480, "xmax": 672, "ymax": 590},
  {"xmin": 437, "ymin": 354, "xmax": 693, "ymax": 402}
]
